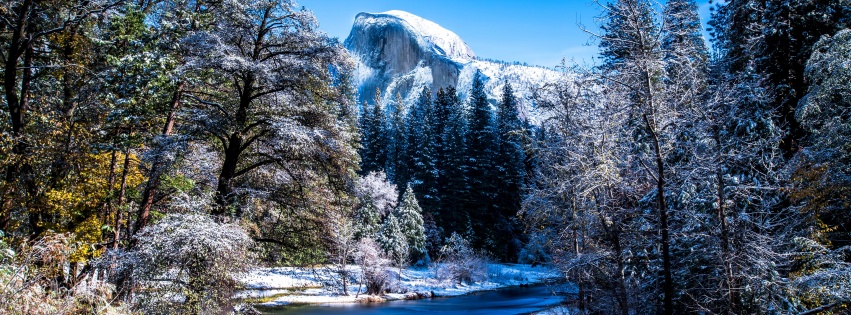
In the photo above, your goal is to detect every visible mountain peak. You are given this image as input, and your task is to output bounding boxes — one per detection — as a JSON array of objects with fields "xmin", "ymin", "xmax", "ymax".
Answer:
[
  {"xmin": 351, "ymin": 10, "xmax": 475, "ymax": 62},
  {"xmin": 345, "ymin": 10, "xmax": 559, "ymax": 124}
]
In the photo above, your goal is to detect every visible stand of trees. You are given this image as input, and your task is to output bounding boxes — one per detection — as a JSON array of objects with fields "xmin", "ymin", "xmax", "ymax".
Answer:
[
  {"xmin": 523, "ymin": 0, "xmax": 851, "ymax": 314},
  {"xmin": 357, "ymin": 75, "xmax": 529, "ymax": 261},
  {"xmin": 1, "ymin": 0, "xmax": 360, "ymax": 313}
]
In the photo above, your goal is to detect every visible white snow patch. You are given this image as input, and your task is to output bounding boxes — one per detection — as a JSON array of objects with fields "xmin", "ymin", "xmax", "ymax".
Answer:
[{"xmin": 364, "ymin": 10, "xmax": 476, "ymax": 62}]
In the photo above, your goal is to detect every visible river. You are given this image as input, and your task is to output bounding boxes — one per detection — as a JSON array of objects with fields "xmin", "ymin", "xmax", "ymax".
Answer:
[{"xmin": 258, "ymin": 284, "xmax": 566, "ymax": 315}]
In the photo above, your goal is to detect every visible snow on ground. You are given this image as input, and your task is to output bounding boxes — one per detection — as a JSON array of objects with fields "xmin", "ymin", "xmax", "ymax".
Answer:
[{"xmin": 237, "ymin": 263, "xmax": 561, "ymax": 307}]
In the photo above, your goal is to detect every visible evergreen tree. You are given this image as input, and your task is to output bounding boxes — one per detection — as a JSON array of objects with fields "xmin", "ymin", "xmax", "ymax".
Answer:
[
  {"xmin": 371, "ymin": 90, "xmax": 388, "ymax": 171},
  {"xmin": 662, "ymin": 0, "xmax": 708, "ymax": 79},
  {"xmin": 789, "ymin": 30, "xmax": 851, "ymax": 311},
  {"xmin": 378, "ymin": 212, "xmax": 409, "ymax": 268},
  {"xmin": 442, "ymin": 88, "xmax": 470, "ymax": 233},
  {"xmin": 465, "ymin": 71, "xmax": 498, "ymax": 247},
  {"xmin": 492, "ymin": 82, "xmax": 526, "ymax": 260},
  {"xmin": 355, "ymin": 201, "xmax": 381, "ymax": 240},
  {"xmin": 758, "ymin": 0, "xmax": 850, "ymax": 157},
  {"xmin": 386, "ymin": 92, "xmax": 407, "ymax": 184},
  {"xmin": 358, "ymin": 100, "xmax": 376, "ymax": 174},
  {"xmin": 431, "ymin": 87, "xmax": 455, "ymax": 225},
  {"xmin": 395, "ymin": 184, "xmax": 427, "ymax": 264},
  {"xmin": 406, "ymin": 88, "xmax": 438, "ymax": 212},
  {"xmin": 359, "ymin": 89, "xmax": 388, "ymax": 174}
]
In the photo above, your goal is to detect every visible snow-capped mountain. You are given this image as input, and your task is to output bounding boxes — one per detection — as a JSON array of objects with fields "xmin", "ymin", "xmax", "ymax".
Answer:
[{"xmin": 344, "ymin": 10, "xmax": 561, "ymax": 123}]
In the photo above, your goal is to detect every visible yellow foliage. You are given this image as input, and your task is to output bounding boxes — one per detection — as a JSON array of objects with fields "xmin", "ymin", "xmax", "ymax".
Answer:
[
  {"xmin": 788, "ymin": 162, "xmax": 851, "ymax": 243},
  {"xmin": 43, "ymin": 152, "xmax": 146, "ymax": 263}
]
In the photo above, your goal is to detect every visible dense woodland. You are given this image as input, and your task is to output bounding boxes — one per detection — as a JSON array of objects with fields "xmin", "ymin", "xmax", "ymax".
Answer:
[
  {"xmin": 0, "ymin": 0, "xmax": 850, "ymax": 314},
  {"xmin": 522, "ymin": 0, "xmax": 851, "ymax": 314},
  {"xmin": 357, "ymin": 78, "xmax": 529, "ymax": 261}
]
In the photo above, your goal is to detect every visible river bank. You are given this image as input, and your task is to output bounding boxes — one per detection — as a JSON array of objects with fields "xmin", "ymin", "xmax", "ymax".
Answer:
[
  {"xmin": 237, "ymin": 263, "xmax": 561, "ymax": 307},
  {"xmin": 256, "ymin": 283, "xmax": 575, "ymax": 315}
]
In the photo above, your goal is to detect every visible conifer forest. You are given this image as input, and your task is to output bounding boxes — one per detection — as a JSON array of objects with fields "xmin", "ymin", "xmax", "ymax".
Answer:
[{"xmin": 0, "ymin": 0, "xmax": 850, "ymax": 314}]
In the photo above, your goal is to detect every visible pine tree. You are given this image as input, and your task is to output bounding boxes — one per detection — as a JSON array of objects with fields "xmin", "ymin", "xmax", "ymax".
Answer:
[
  {"xmin": 406, "ymin": 88, "xmax": 438, "ymax": 212},
  {"xmin": 395, "ymin": 184, "xmax": 427, "ymax": 264},
  {"xmin": 431, "ymin": 87, "xmax": 455, "ymax": 225},
  {"xmin": 495, "ymin": 84, "xmax": 525, "ymax": 207},
  {"xmin": 442, "ymin": 88, "xmax": 470, "ymax": 233},
  {"xmin": 371, "ymin": 89, "xmax": 388, "ymax": 172},
  {"xmin": 465, "ymin": 71, "xmax": 498, "ymax": 247},
  {"xmin": 378, "ymin": 212, "xmax": 409, "ymax": 268},
  {"xmin": 358, "ymin": 100, "xmax": 377, "ymax": 174},
  {"xmin": 355, "ymin": 201, "xmax": 381, "ymax": 240},
  {"xmin": 386, "ymin": 92, "xmax": 407, "ymax": 184},
  {"xmin": 759, "ymin": 0, "xmax": 850, "ymax": 157},
  {"xmin": 662, "ymin": 0, "xmax": 708, "ymax": 80},
  {"xmin": 492, "ymin": 82, "xmax": 526, "ymax": 260},
  {"xmin": 359, "ymin": 89, "xmax": 388, "ymax": 175},
  {"xmin": 708, "ymin": 0, "xmax": 763, "ymax": 73}
]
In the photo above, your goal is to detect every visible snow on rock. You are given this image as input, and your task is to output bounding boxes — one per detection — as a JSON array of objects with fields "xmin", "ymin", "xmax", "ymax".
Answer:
[
  {"xmin": 238, "ymin": 263, "xmax": 561, "ymax": 307},
  {"xmin": 345, "ymin": 10, "xmax": 562, "ymax": 123},
  {"xmin": 357, "ymin": 10, "xmax": 476, "ymax": 62}
]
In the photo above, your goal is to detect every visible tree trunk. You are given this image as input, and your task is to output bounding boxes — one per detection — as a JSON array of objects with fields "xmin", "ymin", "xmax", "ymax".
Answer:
[
  {"xmin": 214, "ymin": 134, "xmax": 242, "ymax": 215},
  {"xmin": 103, "ymin": 148, "xmax": 118, "ymax": 239},
  {"xmin": 653, "ymin": 134, "xmax": 674, "ymax": 315},
  {"xmin": 642, "ymin": 59, "xmax": 673, "ymax": 314},
  {"xmin": 214, "ymin": 75, "xmax": 253, "ymax": 216},
  {"xmin": 114, "ymin": 147, "xmax": 132, "ymax": 250},
  {"xmin": 1, "ymin": 7, "xmax": 34, "ymax": 232},
  {"xmin": 715, "ymin": 127, "xmax": 735, "ymax": 315},
  {"xmin": 135, "ymin": 83, "xmax": 183, "ymax": 234}
]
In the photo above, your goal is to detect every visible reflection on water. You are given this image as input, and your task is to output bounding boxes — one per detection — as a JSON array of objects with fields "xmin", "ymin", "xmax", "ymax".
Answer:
[{"xmin": 259, "ymin": 284, "xmax": 565, "ymax": 315}]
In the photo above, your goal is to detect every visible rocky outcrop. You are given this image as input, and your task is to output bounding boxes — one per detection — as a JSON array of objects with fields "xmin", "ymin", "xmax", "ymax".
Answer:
[{"xmin": 345, "ymin": 10, "xmax": 560, "ymax": 122}]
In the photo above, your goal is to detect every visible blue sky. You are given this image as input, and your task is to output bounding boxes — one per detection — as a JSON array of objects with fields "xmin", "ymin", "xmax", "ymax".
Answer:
[{"xmin": 301, "ymin": 0, "xmax": 713, "ymax": 68}]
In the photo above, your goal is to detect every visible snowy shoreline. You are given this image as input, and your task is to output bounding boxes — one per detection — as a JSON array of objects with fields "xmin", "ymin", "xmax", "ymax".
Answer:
[{"xmin": 237, "ymin": 263, "xmax": 562, "ymax": 307}]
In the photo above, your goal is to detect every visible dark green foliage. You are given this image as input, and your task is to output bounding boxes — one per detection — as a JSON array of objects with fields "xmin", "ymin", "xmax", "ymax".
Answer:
[
  {"xmin": 385, "ymin": 93, "xmax": 407, "ymax": 186},
  {"xmin": 359, "ymin": 91, "xmax": 388, "ymax": 175},
  {"xmin": 441, "ymin": 88, "xmax": 470, "ymax": 234},
  {"xmin": 465, "ymin": 72, "xmax": 499, "ymax": 245},
  {"xmin": 491, "ymin": 82, "xmax": 525, "ymax": 259},
  {"xmin": 358, "ymin": 73, "xmax": 529, "ymax": 261}
]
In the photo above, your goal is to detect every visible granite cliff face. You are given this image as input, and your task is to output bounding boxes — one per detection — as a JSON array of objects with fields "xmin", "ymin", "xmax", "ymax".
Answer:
[{"xmin": 344, "ymin": 10, "xmax": 559, "ymax": 122}]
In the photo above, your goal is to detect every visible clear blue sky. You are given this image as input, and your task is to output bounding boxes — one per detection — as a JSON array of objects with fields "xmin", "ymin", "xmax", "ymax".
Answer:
[{"xmin": 301, "ymin": 0, "xmax": 713, "ymax": 68}]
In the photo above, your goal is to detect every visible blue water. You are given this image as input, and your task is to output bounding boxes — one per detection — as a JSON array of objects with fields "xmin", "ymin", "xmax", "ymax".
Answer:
[{"xmin": 259, "ymin": 284, "xmax": 564, "ymax": 315}]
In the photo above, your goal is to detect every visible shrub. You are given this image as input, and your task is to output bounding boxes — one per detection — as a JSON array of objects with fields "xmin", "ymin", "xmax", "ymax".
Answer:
[
  {"xmin": 130, "ymin": 213, "xmax": 253, "ymax": 314},
  {"xmin": 355, "ymin": 238, "xmax": 393, "ymax": 295},
  {"xmin": 435, "ymin": 233, "xmax": 488, "ymax": 284}
]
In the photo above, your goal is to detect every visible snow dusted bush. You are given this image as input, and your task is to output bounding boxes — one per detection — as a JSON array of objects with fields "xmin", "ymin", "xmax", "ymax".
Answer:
[
  {"xmin": 131, "ymin": 213, "xmax": 253, "ymax": 314},
  {"xmin": 354, "ymin": 171, "xmax": 398, "ymax": 240},
  {"xmin": 355, "ymin": 238, "xmax": 393, "ymax": 295},
  {"xmin": 355, "ymin": 171, "xmax": 398, "ymax": 216},
  {"xmin": 435, "ymin": 232, "xmax": 488, "ymax": 284},
  {"xmin": 518, "ymin": 233, "xmax": 552, "ymax": 266},
  {"xmin": 790, "ymin": 237, "xmax": 851, "ymax": 309}
]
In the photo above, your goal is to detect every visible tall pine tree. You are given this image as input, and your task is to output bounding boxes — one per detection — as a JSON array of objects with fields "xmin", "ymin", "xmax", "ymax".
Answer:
[
  {"xmin": 359, "ymin": 90, "xmax": 387, "ymax": 174},
  {"xmin": 386, "ymin": 92, "xmax": 407, "ymax": 185},
  {"xmin": 492, "ymin": 82, "xmax": 526, "ymax": 259},
  {"xmin": 406, "ymin": 88, "xmax": 438, "ymax": 212},
  {"xmin": 441, "ymin": 88, "xmax": 470, "ymax": 233},
  {"xmin": 465, "ymin": 71, "xmax": 498, "ymax": 249}
]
